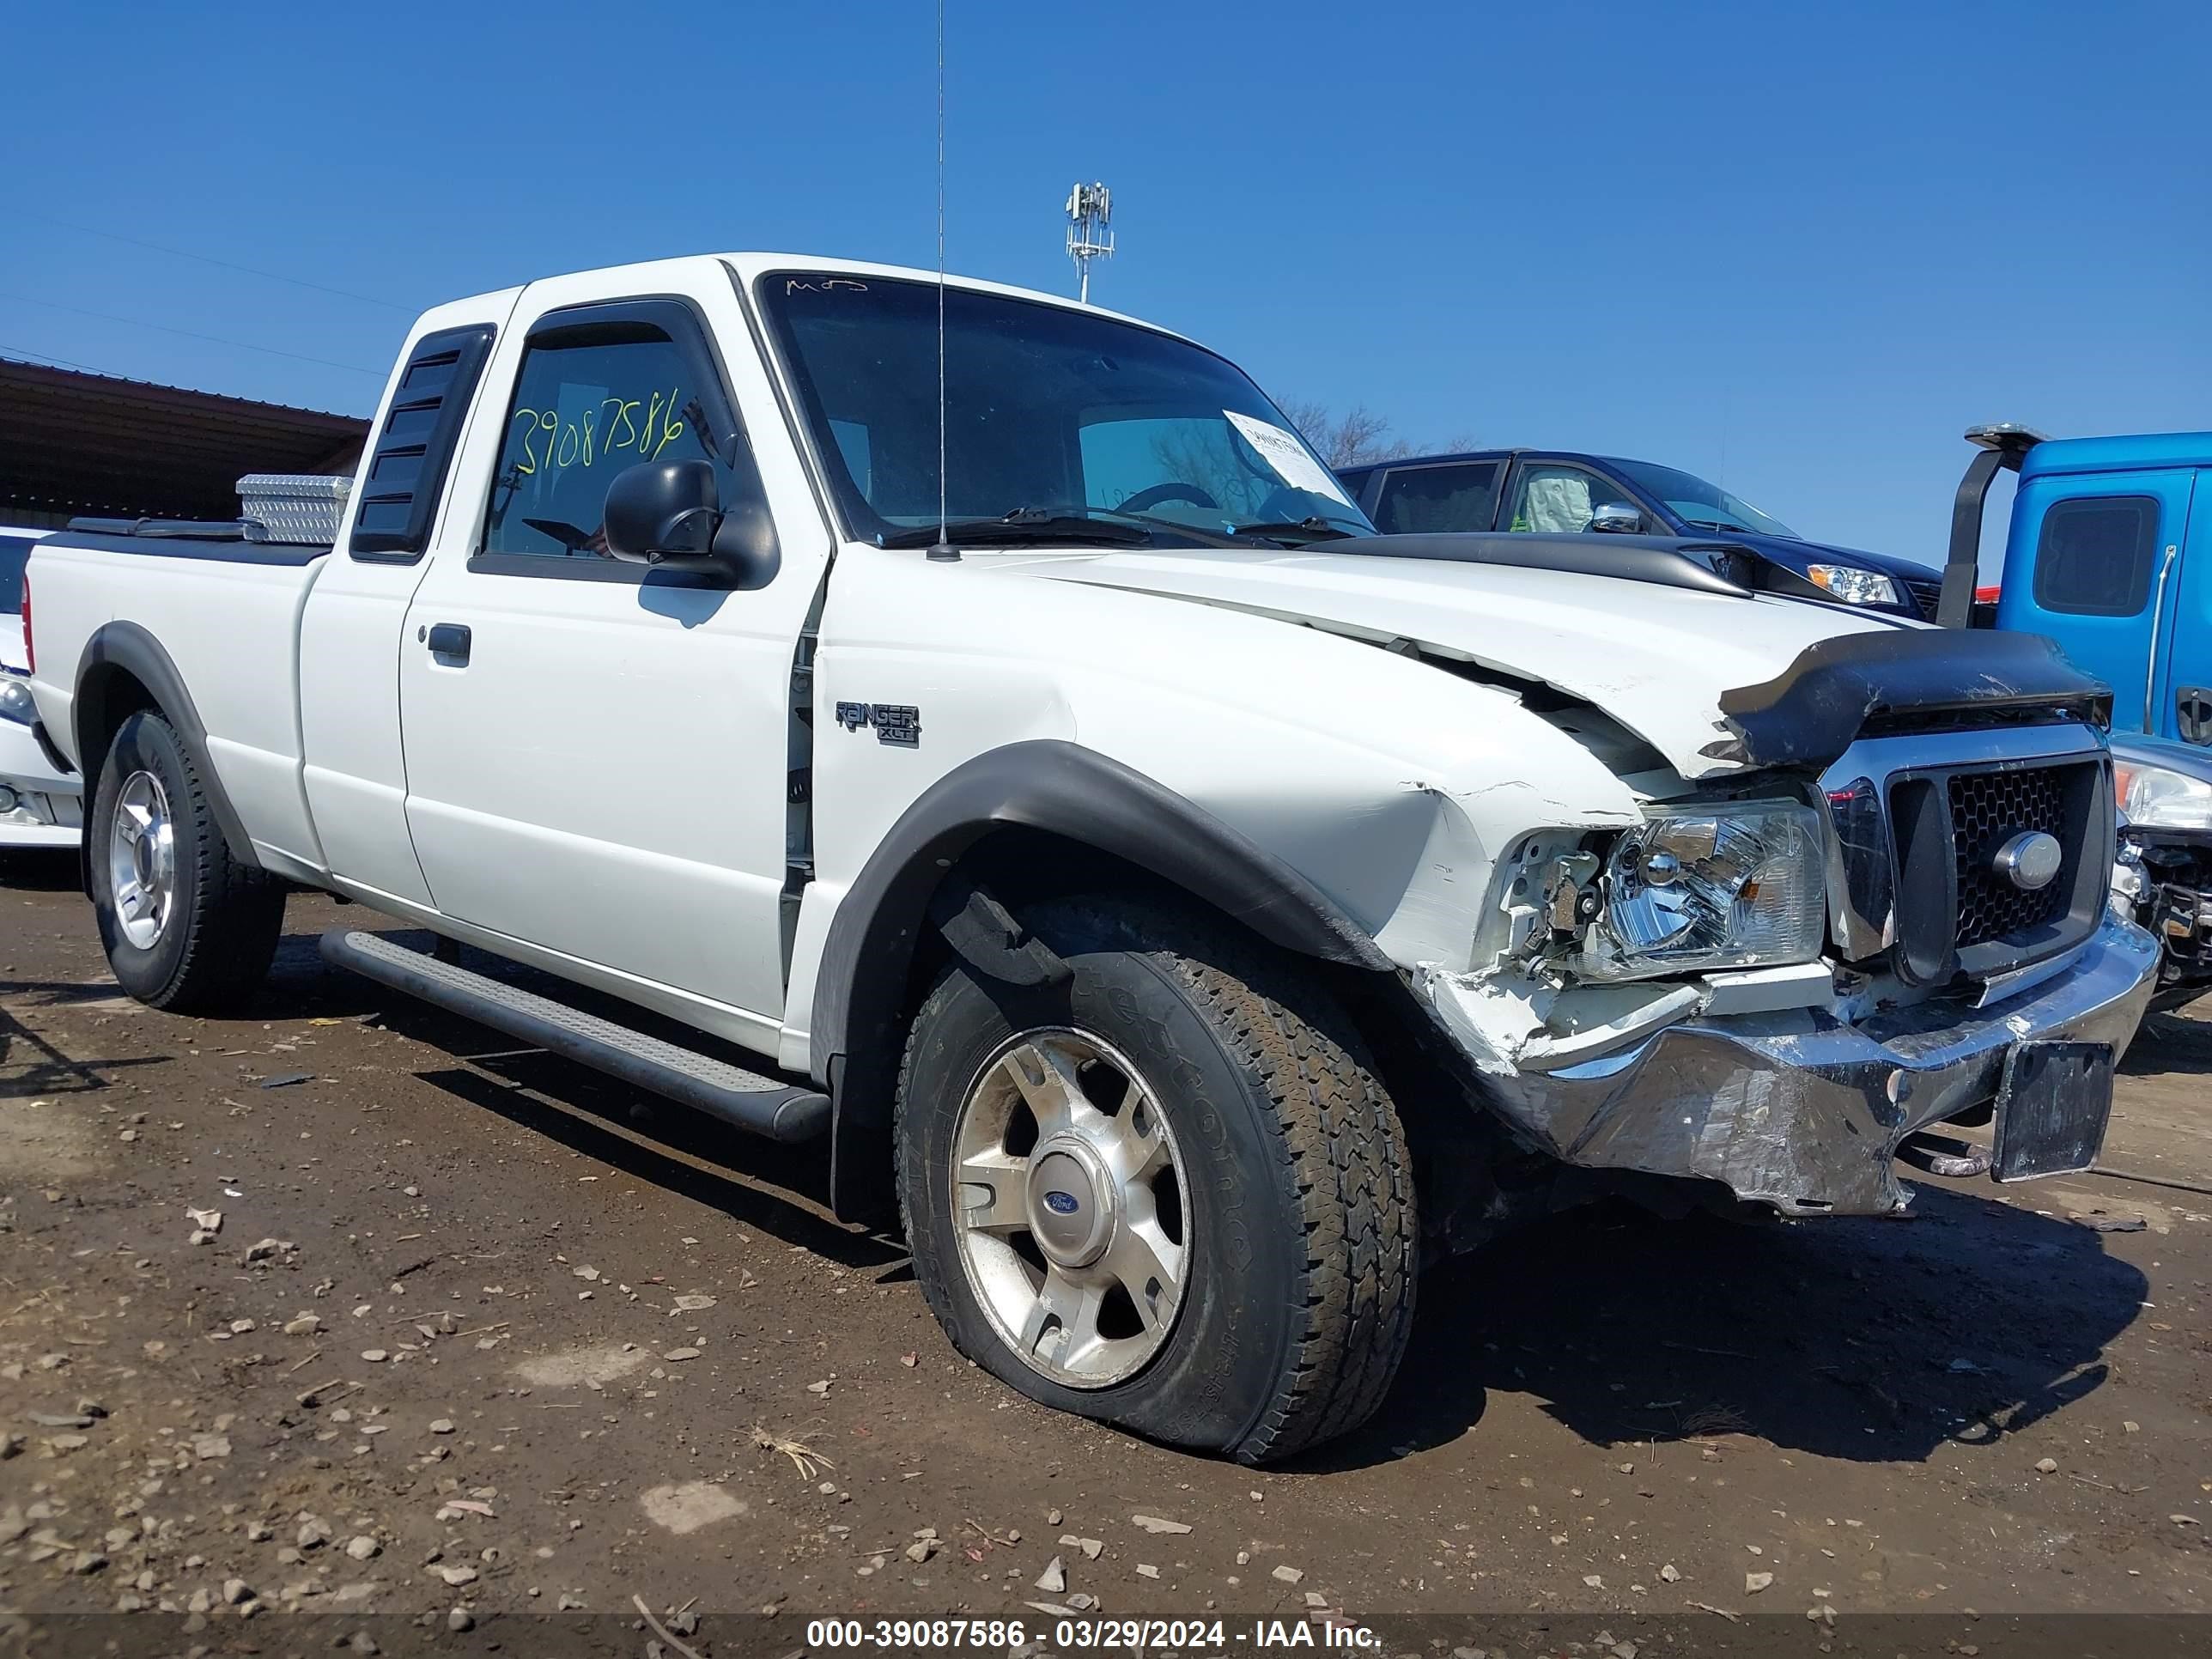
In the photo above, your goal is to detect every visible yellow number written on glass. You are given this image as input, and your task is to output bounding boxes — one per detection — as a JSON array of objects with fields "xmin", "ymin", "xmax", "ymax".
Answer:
[{"xmin": 508, "ymin": 386, "xmax": 685, "ymax": 477}]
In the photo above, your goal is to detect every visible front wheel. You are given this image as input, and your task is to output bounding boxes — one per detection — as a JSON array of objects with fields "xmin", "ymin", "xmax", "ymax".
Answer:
[
  {"xmin": 90, "ymin": 710, "xmax": 285, "ymax": 1013},
  {"xmin": 896, "ymin": 894, "xmax": 1416, "ymax": 1463}
]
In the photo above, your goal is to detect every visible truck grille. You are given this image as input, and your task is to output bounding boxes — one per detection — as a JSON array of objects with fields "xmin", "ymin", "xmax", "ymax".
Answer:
[
  {"xmin": 1948, "ymin": 766, "xmax": 2073, "ymax": 948},
  {"xmin": 1862, "ymin": 753, "xmax": 2110, "ymax": 986},
  {"xmin": 1903, "ymin": 577, "xmax": 1944, "ymax": 620}
]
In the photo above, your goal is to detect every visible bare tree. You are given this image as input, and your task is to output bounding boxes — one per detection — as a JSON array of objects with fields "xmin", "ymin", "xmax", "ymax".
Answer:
[
  {"xmin": 1133, "ymin": 400, "xmax": 1484, "ymax": 513},
  {"xmin": 1276, "ymin": 401, "xmax": 1485, "ymax": 468},
  {"xmin": 1276, "ymin": 399, "xmax": 1417, "ymax": 468}
]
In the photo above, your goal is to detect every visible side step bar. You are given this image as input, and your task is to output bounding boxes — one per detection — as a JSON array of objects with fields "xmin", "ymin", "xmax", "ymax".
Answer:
[{"xmin": 319, "ymin": 930, "xmax": 830, "ymax": 1144}]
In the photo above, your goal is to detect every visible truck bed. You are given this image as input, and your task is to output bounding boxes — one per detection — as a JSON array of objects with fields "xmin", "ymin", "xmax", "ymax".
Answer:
[
  {"xmin": 26, "ymin": 527, "xmax": 333, "ymax": 879},
  {"xmin": 53, "ymin": 528, "xmax": 329, "ymax": 567}
]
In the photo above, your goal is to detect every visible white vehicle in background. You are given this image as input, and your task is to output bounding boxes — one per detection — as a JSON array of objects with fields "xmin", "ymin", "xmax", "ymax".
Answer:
[
  {"xmin": 1, "ymin": 529, "xmax": 81, "ymax": 850},
  {"xmin": 20, "ymin": 255, "xmax": 2160, "ymax": 1462}
]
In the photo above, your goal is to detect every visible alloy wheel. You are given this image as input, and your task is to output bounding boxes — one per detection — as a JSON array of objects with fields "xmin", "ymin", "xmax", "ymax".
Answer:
[
  {"xmin": 106, "ymin": 769, "xmax": 177, "ymax": 951},
  {"xmin": 947, "ymin": 1028, "xmax": 1191, "ymax": 1389}
]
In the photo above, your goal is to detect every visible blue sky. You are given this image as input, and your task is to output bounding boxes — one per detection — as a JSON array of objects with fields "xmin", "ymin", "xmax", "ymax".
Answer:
[{"xmin": 7, "ymin": 0, "xmax": 2207, "ymax": 571}]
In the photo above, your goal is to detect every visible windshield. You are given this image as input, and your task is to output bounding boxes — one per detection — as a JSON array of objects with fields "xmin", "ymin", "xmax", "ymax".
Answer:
[
  {"xmin": 1609, "ymin": 459, "xmax": 1798, "ymax": 539},
  {"xmin": 758, "ymin": 274, "xmax": 1372, "ymax": 546}
]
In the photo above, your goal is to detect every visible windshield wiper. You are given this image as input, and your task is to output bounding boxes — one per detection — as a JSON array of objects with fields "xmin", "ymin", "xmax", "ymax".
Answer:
[
  {"xmin": 880, "ymin": 504, "xmax": 1276, "ymax": 551},
  {"xmin": 1221, "ymin": 516, "xmax": 1359, "ymax": 546},
  {"xmin": 878, "ymin": 508, "xmax": 1156, "ymax": 550},
  {"xmin": 879, "ymin": 506, "xmax": 1361, "ymax": 551},
  {"xmin": 1681, "ymin": 518, "xmax": 1760, "ymax": 535}
]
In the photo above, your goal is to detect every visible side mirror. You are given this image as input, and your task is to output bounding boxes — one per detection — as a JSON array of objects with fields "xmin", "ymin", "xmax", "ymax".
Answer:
[
  {"xmin": 1589, "ymin": 502, "xmax": 1643, "ymax": 535},
  {"xmin": 603, "ymin": 459, "xmax": 779, "ymax": 588}
]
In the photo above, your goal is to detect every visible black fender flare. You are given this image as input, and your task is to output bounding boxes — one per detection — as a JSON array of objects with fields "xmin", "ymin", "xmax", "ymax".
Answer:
[
  {"xmin": 811, "ymin": 738, "xmax": 1395, "ymax": 1221},
  {"xmin": 72, "ymin": 622, "xmax": 264, "ymax": 889}
]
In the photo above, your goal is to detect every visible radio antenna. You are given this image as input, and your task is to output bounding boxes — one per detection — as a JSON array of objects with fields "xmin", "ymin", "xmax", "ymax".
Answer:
[{"xmin": 927, "ymin": 0, "xmax": 957, "ymax": 562}]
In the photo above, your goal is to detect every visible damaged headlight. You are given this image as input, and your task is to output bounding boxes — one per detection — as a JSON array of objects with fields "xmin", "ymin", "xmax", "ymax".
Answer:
[{"xmin": 1582, "ymin": 801, "xmax": 1826, "ymax": 981}]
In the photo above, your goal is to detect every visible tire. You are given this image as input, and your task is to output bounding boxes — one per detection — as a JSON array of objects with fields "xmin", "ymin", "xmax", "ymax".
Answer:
[
  {"xmin": 896, "ymin": 892, "xmax": 1416, "ymax": 1463},
  {"xmin": 89, "ymin": 709, "xmax": 284, "ymax": 1013}
]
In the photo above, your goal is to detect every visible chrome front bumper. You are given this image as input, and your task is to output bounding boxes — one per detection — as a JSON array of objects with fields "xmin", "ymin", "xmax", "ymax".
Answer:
[{"xmin": 1457, "ymin": 911, "xmax": 2160, "ymax": 1217}]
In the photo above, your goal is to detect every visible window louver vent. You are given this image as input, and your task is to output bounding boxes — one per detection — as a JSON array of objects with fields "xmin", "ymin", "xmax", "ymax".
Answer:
[{"xmin": 349, "ymin": 324, "xmax": 495, "ymax": 561}]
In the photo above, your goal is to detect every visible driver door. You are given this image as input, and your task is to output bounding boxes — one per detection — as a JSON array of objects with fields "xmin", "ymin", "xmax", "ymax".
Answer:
[{"xmin": 397, "ymin": 282, "xmax": 805, "ymax": 1029}]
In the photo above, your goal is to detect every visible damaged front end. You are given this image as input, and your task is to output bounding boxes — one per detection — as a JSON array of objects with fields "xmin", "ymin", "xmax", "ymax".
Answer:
[
  {"xmin": 2111, "ymin": 737, "xmax": 2212, "ymax": 1012},
  {"xmin": 1420, "ymin": 913, "xmax": 2155, "ymax": 1215},
  {"xmin": 1410, "ymin": 632, "xmax": 2160, "ymax": 1218}
]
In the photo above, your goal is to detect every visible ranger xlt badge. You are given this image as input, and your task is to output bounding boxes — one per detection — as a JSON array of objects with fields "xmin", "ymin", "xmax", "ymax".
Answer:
[{"xmin": 835, "ymin": 702, "xmax": 921, "ymax": 747}]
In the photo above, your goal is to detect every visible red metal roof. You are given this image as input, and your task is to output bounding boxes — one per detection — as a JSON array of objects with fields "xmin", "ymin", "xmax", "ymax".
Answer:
[{"xmin": 0, "ymin": 357, "xmax": 370, "ymax": 521}]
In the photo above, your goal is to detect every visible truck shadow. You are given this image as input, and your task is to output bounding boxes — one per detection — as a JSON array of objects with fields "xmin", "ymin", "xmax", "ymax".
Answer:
[
  {"xmin": 1297, "ymin": 1186, "xmax": 2145, "ymax": 1473},
  {"xmin": 258, "ymin": 923, "xmax": 2151, "ymax": 1470},
  {"xmin": 261, "ymin": 927, "xmax": 903, "ymax": 1273},
  {"xmin": 2121, "ymin": 1006, "xmax": 2212, "ymax": 1077},
  {"xmin": 0, "ymin": 849, "xmax": 82, "ymax": 892}
]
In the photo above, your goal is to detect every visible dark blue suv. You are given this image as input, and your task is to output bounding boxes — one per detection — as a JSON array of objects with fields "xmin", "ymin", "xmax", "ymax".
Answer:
[{"xmin": 1335, "ymin": 449, "xmax": 1942, "ymax": 620}]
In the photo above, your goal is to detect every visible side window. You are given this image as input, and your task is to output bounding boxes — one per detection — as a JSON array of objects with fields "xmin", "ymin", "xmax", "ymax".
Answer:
[
  {"xmin": 484, "ymin": 312, "xmax": 740, "ymax": 560},
  {"xmin": 1374, "ymin": 462, "xmax": 1503, "ymax": 534},
  {"xmin": 1503, "ymin": 464, "xmax": 1639, "ymax": 534},
  {"xmin": 2033, "ymin": 495, "xmax": 2159, "ymax": 617}
]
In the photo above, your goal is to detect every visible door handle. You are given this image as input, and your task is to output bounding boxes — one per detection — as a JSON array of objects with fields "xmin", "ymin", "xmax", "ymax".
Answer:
[
  {"xmin": 423, "ymin": 623, "xmax": 471, "ymax": 663},
  {"xmin": 2179, "ymin": 687, "xmax": 2212, "ymax": 747}
]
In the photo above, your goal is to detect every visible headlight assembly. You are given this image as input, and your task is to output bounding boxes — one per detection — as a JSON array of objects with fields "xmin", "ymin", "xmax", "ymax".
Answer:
[
  {"xmin": 1582, "ymin": 801, "xmax": 1826, "ymax": 981},
  {"xmin": 1804, "ymin": 564, "xmax": 1900, "ymax": 607},
  {"xmin": 2115, "ymin": 750, "xmax": 2212, "ymax": 832}
]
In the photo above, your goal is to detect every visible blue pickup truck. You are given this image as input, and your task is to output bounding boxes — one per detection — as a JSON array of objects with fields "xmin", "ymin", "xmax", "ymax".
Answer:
[
  {"xmin": 1939, "ymin": 426, "xmax": 2212, "ymax": 1005},
  {"xmin": 1336, "ymin": 448, "xmax": 1944, "ymax": 618}
]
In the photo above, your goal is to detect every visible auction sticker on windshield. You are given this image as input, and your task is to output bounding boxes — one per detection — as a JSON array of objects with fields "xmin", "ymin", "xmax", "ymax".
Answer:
[{"xmin": 1225, "ymin": 411, "xmax": 1354, "ymax": 506}]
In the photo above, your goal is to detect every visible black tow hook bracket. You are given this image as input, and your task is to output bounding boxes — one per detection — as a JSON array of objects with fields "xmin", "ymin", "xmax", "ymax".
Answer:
[
  {"xmin": 931, "ymin": 884, "xmax": 1072, "ymax": 988},
  {"xmin": 1894, "ymin": 1130, "xmax": 1993, "ymax": 1180}
]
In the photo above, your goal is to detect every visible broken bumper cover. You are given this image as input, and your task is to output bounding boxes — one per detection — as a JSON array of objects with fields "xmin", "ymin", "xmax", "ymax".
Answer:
[{"xmin": 1429, "ymin": 911, "xmax": 2160, "ymax": 1217}]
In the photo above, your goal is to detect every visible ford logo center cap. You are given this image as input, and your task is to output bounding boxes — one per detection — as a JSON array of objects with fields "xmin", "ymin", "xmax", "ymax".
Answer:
[
  {"xmin": 1042, "ymin": 1190, "xmax": 1080, "ymax": 1216},
  {"xmin": 1993, "ymin": 830, "xmax": 2063, "ymax": 891}
]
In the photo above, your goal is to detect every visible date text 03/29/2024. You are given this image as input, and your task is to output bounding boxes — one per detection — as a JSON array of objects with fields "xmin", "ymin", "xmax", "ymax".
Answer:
[{"xmin": 803, "ymin": 1618, "xmax": 1381, "ymax": 1650}]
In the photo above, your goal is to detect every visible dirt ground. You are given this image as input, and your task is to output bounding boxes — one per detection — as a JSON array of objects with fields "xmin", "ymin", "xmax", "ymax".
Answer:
[{"xmin": 3, "ymin": 854, "xmax": 2209, "ymax": 1655}]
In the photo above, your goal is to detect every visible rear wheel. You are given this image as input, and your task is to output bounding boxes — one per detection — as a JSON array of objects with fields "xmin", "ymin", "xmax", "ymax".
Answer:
[
  {"xmin": 896, "ymin": 893, "xmax": 1416, "ymax": 1463},
  {"xmin": 90, "ymin": 710, "xmax": 284, "ymax": 1013}
]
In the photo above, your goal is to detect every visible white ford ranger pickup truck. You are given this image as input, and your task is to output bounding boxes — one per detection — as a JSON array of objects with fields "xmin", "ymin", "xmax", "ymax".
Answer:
[{"xmin": 21, "ymin": 256, "xmax": 2158, "ymax": 1462}]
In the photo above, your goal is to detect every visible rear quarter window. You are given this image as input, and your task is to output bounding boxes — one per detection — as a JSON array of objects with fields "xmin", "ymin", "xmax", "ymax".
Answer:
[
  {"xmin": 2033, "ymin": 495, "xmax": 2159, "ymax": 617},
  {"xmin": 1375, "ymin": 461, "xmax": 1503, "ymax": 534}
]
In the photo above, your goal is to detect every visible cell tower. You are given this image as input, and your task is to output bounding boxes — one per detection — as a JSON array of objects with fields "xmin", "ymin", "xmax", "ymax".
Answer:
[{"xmin": 1065, "ymin": 182, "xmax": 1114, "ymax": 304}]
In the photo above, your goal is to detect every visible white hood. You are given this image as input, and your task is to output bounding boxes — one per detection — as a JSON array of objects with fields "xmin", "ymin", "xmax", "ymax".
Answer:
[{"xmin": 1013, "ymin": 547, "xmax": 1915, "ymax": 779}]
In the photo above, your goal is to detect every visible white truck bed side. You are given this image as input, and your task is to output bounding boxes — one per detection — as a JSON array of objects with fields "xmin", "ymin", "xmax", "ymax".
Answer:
[{"xmin": 27, "ymin": 544, "xmax": 331, "ymax": 879}]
